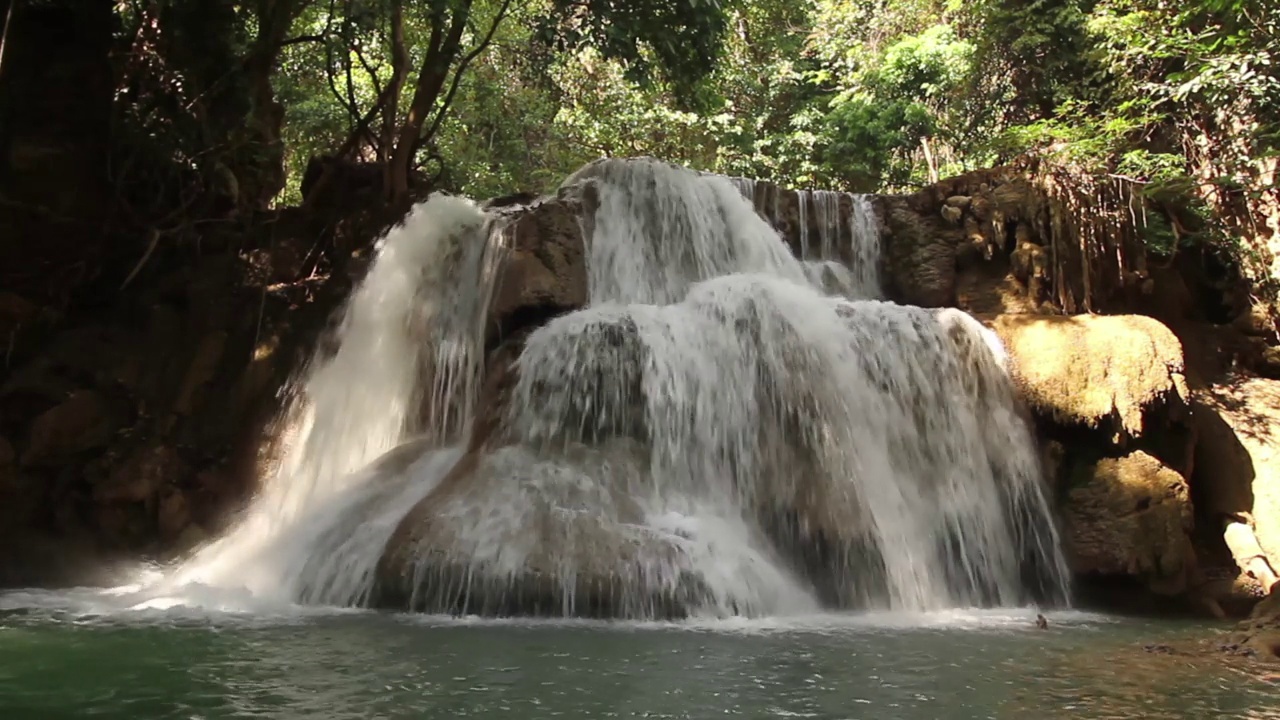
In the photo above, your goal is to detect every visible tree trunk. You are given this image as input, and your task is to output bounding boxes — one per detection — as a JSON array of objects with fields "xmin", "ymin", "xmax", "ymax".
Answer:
[{"xmin": 387, "ymin": 0, "xmax": 472, "ymax": 203}]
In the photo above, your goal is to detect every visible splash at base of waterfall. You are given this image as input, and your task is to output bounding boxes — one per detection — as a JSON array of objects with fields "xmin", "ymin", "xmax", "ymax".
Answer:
[{"xmin": 76, "ymin": 157, "xmax": 1069, "ymax": 620}]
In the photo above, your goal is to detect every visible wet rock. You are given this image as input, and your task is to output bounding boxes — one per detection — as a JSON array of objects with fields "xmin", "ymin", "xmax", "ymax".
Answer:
[
  {"xmin": 488, "ymin": 194, "xmax": 588, "ymax": 341},
  {"xmin": 873, "ymin": 197, "xmax": 958, "ymax": 308},
  {"xmin": 0, "ymin": 436, "xmax": 14, "ymax": 490},
  {"xmin": 172, "ymin": 331, "xmax": 227, "ymax": 417},
  {"xmin": 21, "ymin": 390, "xmax": 121, "ymax": 466},
  {"xmin": 376, "ymin": 443, "xmax": 706, "ymax": 618},
  {"xmin": 157, "ymin": 487, "xmax": 192, "ymax": 541},
  {"xmin": 1233, "ymin": 590, "xmax": 1280, "ymax": 661},
  {"xmin": 175, "ymin": 523, "xmax": 209, "ymax": 552},
  {"xmin": 0, "ymin": 436, "xmax": 13, "ymax": 467},
  {"xmin": 1062, "ymin": 450, "xmax": 1195, "ymax": 594}
]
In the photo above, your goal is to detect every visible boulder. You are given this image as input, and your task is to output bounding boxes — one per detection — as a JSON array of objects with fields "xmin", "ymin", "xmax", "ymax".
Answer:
[
  {"xmin": 1232, "ymin": 590, "xmax": 1280, "ymax": 662},
  {"xmin": 375, "ymin": 443, "xmax": 705, "ymax": 618},
  {"xmin": 1061, "ymin": 450, "xmax": 1195, "ymax": 594},
  {"xmin": 990, "ymin": 314, "xmax": 1189, "ymax": 440},
  {"xmin": 487, "ymin": 193, "xmax": 588, "ymax": 341}
]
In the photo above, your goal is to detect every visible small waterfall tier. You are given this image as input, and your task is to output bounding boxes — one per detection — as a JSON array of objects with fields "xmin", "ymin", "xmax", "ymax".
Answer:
[
  {"xmin": 726, "ymin": 176, "xmax": 881, "ymax": 300},
  {"xmin": 156, "ymin": 156, "xmax": 1069, "ymax": 619}
]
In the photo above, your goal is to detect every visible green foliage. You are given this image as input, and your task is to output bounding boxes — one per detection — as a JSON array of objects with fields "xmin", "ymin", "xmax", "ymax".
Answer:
[
  {"xmin": 92, "ymin": 0, "xmax": 1280, "ymax": 301},
  {"xmin": 539, "ymin": 0, "xmax": 734, "ymax": 105}
]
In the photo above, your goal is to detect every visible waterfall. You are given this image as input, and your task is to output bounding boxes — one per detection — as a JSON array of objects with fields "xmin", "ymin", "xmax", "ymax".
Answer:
[
  {"xmin": 143, "ymin": 157, "xmax": 1067, "ymax": 618},
  {"xmin": 724, "ymin": 175, "xmax": 882, "ymax": 300},
  {"xmin": 153, "ymin": 195, "xmax": 507, "ymax": 605},
  {"xmin": 499, "ymin": 158, "xmax": 1066, "ymax": 613}
]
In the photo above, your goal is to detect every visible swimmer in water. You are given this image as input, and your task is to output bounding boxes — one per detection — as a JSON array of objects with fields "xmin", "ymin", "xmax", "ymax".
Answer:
[{"xmin": 1036, "ymin": 613, "xmax": 1048, "ymax": 629}]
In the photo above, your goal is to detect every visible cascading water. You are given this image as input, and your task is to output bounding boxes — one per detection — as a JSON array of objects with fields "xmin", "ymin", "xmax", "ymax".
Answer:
[
  {"xmin": 133, "ymin": 156, "xmax": 1068, "ymax": 619},
  {"xmin": 725, "ymin": 175, "xmax": 882, "ymax": 300},
  {"xmin": 143, "ymin": 195, "xmax": 507, "ymax": 607}
]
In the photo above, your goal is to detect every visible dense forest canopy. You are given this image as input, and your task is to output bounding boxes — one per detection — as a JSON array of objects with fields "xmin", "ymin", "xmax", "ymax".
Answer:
[{"xmin": 0, "ymin": 0, "xmax": 1277, "ymax": 293}]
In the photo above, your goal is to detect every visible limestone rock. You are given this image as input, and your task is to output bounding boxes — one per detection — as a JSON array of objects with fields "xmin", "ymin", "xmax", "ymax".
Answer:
[
  {"xmin": 376, "ymin": 443, "xmax": 704, "ymax": 618},
  {"xmin": 990, "ymin": 314, "xmax": 1188, "ymax": 440},
  {"xmin": 1195, "ymin": 378, "xmax": 1280, "ymax": 582},
  {"xmin": 1062, "ymin": 450, "xmax": 1195, "ymax": 593},
  {"xmin": 1233, "ymin": 304, "xmax": 1279, "ymax": 337},
  {"xmin": 21, "ymin": 390, "xmax": 120, "ymax": 466},
  {"xmin": 1224, "ymin": 521, "xmax": 1279, "ymax": 592},
  {"xmin": 488, "ymin": 194, "xmax": 588, "ymax": 340},
  {"xmin": 1233, "ymin": 591, "xmax": 1280, "ymax": 661},
  {"xmin": 875, "ymin": 198, "xmax": 958, "ymax": 307}
]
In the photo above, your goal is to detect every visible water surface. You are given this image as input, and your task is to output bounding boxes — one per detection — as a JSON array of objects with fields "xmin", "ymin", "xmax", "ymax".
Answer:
[{"xmin": 1, "ymin": 598, "xmax": 1275, "ymax": 719}]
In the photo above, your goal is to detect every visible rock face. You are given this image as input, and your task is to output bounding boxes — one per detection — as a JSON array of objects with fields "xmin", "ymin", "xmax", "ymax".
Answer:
[
  {"xmin": 1061, "ymin": 450, "xmax": 1195, "ymax": 594},
  {"xmin": 1193, "ymin": 378, "xmax": 1280, "ymax": 596},
  {"xmin": 375, "ymin": 443, "xmax": 703, "ymax": 618},
  {"xmin": 1235, "ymin": 591, "xmax": 1280, "ymax": 661},
  {"xmin": 988, "ymin": 310, "xmax": 1207, "ymax": 601},
  {"xmin": 487, "ymin": 189, "xmax": 590, "ymax": 342},
  {"xmin": 989, "ymin": 314, "xmax": 1190, "ymax": 441}
]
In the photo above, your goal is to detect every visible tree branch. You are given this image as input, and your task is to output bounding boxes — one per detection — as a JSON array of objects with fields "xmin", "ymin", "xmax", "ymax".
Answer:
[
  {"xmin": 420, "ymin": 0, "xmax": 514, "ymax": 148},
  {"xmin": 279, "ymin": 34, "xmax": 325, "ymax": 47},
  {"xmin": 382, "ymin": 0, "xmax": 408, "ymax": 171},
  {"xmin": 387, "ymin": 0, "xmax": 472, "ymax": 200}
]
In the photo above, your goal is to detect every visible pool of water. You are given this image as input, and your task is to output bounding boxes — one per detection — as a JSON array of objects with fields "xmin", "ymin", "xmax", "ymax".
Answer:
[{"xmin": 0, "ymin": 591, "xmax": 1276, "ymax": 720}]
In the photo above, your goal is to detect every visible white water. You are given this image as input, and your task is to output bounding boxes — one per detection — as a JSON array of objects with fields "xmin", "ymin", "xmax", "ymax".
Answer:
[
  {"xmin": 105, "ymin": 195, "xmax": 507, "ymax": 610},
  {"xmin": 20, "ymin": 158, "xmax": 1068, "ymax": 620},
  {"xmin": 392, "ymin": 158, "xmax": 1067, "ymax": 616},
  {"xmin": 725, "ymin": 175, "xmax": 882, "ymax": 300}
]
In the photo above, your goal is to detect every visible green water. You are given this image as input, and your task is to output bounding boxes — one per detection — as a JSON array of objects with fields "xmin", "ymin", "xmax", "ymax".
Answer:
[{"xmin": 0, "ymin": 599, "xmax": 1277, "ymax": 720}]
